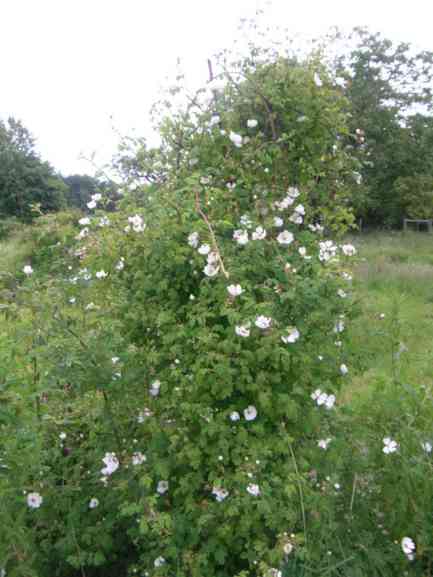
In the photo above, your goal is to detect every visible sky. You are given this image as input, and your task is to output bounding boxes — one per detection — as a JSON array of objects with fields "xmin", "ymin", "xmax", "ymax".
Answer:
[{"xmin": 1, "ymin": 0, "xmax": 433, "ymax": 176}]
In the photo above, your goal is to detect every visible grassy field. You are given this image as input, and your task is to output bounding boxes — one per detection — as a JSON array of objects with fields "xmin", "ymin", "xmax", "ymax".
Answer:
[{"xmin": 346, "ymin": 230, "xmax": 433, "ymax": 402}]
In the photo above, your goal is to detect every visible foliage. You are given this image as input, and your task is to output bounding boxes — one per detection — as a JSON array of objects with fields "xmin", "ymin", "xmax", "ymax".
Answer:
[
  {"xmin": 63, "ymin": 174, "xmax": 120, "ymax": 212},
  {"xmin": 1, "ymin": 26, "xmax": 432, "ymax": 577},
  {"xmin": 331, "ymin": 28, "xmax": 433, "ymax": 227},
  {"xmin": 394, "ymin": 175, "xmax": 433, "ymax": 219},
  {"xmin": 0, "ymin": 117, "xmax": 66, "ymax": 220}
]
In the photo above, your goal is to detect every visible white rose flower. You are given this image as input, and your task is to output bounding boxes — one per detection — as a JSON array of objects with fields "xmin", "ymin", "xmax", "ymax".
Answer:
[
  {"xmin": 89, "ymin": 498, "xmax": 99, "ymax": 509},
  {"xmin": 240, "ymin": 214, "xmax": 252, "ymax": 228},
  {"xmin": 23, "ymin": 265, "xmax": 33, "ymax": 276},
  {"xmin": 230, "ymin": 411, "xmax": 240, "ymax": 421},
  {"xmin": 246, "ymin": 483, "xmax": 261, "ymax": 496},
  {"xmin": 401, "ymin": 537, "xmax": 415, "ymax": 560},
  {"xmin": 341, "ymin": 243, "xmax": 357, "ymax": 256},
  {"xmin": 252, "ymin": 226, "xmax": 267, "ymax": 240},
  {"xmin": 27, "ymin": 492, "xmax": 43, "ymax": 509},
  {"xmin": 132, "ymin": 452, "xmax": 147, "ymax": 465},
  {"xmin": 244, "ymin": 405, "xmax": 258, "ymax": 421},
  {"xmin": 289, "ymin": 213, "xmax": 303, "ymax": 225},
  {"xmin": 149, "ymin": 380, "xmax": 161, "ymax": 397},
  {"xmin": 340, "ymin": 364, "xmax": 348, "ymax": 375},
  {"xmin": 227, "ymin": 284, "xmax": 243, "ymax": 297},
  {"xmin": 281, "ymin": 327, "xmax": 300, "ymax": 344},
  {"xmin": 277, "ymin": 231, "xmax": 294, "ymax": 245},
  {"xmin": 247, "ymin": 119, "xmax": 258, "ymax": 128},
  {"xmin": 188, "ymin": 232, "xmax": 199, "ymax": 248},
  {"xmin": 274, "ymin": 217, "xmax": 284, "ymax": 227},
  {"xmin": 318, "ymin": 438, "xmax": 332, "ymax": 450},
  {"xmin": 198, "ymin": 244, "xmax": 211, "ymax": 255},
  {"xmin": 255, "ymin": 315, "xmax": 272, "ymax": 329},
  {"xmin": 233, "ymin": 229, "xmax": 249, "ymax": 245},
  {"xmin": 206, "ymin": 251, "xmax": 218, "ymax": 265},
  {"xmin": 116, "ymin": 258, "xmax": 125, "ymax": 271},
  {"xmin": 235, "ymin": 325, "xmax": 250, "ymax": 337},
  {"xmin": 421, "ymin": 441, "xmax": 432, "ymax": 453},
  {"xmin": 212, "ymin": 486, "xmax": 229, "ymax": 501},
  {"xmin": 203, "ymin": 263, "xmax": 219, "ymax": 277},
  {"xmin": 383, "ymin": 437, "xmax": 399, "ymax": 454},
  {"xmin": 157, "ymin": 480, "xmax": 169, "ymax": 494},
  {"xmin": 79, "ymin": 217, "xmax": 91, "ymax": 226},
  {"xmin": 127, "ymin": 214, "xmax": 146, "ymax": 233},
  {"xmin": 101, "ymin": 452, "xmax": 119, "ymax": 476},
  {"xmin": 87, "ymin": 200, "xmax": 97, "ymax": 209},
  {"xmin": 325, "ymin": 394, "xmax": 336, "ymax": 409},
  {"xmin": 154, "ymin": 556, "xmax": 166, "ymax": 567},
  {"xmin": 229, "ymin": 131, "xmax": 243, "ymax": 148},
  {"xmin": 95, "ymin": 270, "xmax": 107, "ymax": 279}
]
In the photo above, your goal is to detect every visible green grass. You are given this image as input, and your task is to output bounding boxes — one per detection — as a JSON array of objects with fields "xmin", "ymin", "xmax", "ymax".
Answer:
[
  {"xmin": 346, "ymin": 231, "xmax": 433, "ymax": 401},
  {"xmin": 0, "ymin": 226, "xmax": 33, "ymax": 289}
]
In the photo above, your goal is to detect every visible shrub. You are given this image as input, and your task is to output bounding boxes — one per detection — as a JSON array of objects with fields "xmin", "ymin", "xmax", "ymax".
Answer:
[{"xmin": 4, "ymin": 32, "xmax": 429, "ymax": 577}]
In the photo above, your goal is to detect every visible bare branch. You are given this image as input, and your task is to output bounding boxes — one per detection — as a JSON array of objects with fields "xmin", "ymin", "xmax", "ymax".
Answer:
[{"xmin": 195, "ymin": 189, "xmax": 230, "ymax": 279}]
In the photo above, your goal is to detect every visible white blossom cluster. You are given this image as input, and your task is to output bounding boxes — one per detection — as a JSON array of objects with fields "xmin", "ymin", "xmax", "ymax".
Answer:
[
  {"xmin": 125, "ymin": 214, "xmax": 146, "ymax": 233},
  {"xmin": 311, "ymin": 389, "xmax": 336, "ymax": 409},
  {"xmin": 101, "ymin": 452, "xmax": 119, "ymax": 476},
  {"xmin": 382, "ymin": 437, "xmax": 398, "ymax": 454},
  {"xmin": 188, "ymin": 232, "xmax": 220, "ymax": 277},
  {"xmin": 87, "ymin": 192, "xmax": 102, "ymax": 210},
  {"xmin": 318, "ymin": 240, "xmax": 338, "ymax": 262}
]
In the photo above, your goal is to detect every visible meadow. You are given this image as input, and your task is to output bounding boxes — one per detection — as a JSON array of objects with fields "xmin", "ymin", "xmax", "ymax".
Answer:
[{"xmin": 347, "ymin": 231, "xmax": 433, "ymax": 401}]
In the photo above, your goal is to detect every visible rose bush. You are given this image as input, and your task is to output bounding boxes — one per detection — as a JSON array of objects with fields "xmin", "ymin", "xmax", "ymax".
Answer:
[{"xmin": 2, "ymin": 34, "xmax": 431, "ymax": 577}]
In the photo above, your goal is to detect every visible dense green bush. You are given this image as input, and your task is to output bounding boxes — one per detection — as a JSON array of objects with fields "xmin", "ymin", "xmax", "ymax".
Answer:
[{"xmin": 1, "ymin": 34, "xmax": 430, "ymax": 577}]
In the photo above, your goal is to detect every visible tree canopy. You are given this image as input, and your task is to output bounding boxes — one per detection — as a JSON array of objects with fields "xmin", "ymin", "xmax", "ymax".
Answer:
[{"xmin": 0, "ymin": 117, "xmax": 66, "ymax": 220}]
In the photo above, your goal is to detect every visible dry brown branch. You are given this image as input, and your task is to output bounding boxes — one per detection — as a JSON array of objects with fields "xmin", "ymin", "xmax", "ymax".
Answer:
[{"xmin": 195, "ymin": 189, "xmax": 230, "ymax": 279}]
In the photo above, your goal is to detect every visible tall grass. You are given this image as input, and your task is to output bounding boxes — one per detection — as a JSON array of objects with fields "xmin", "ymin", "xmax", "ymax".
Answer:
[{"xmin": 346, "ymin": 231, "xmax": 433, "ymax": 402}]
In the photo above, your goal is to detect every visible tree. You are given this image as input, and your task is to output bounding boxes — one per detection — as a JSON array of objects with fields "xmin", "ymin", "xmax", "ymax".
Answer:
[
  {"xmin": 331, "ymin": 28, "xmax": 433, "ymax": 226},
  {"xmin": 0, "ymin": 117, "xmax": 66, "ymax": 219}
]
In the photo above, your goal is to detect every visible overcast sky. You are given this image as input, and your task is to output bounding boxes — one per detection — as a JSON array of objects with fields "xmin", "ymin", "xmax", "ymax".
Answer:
[{"xmin": 1, "ymin": 0, "xmax": 432, "ymax": 175}]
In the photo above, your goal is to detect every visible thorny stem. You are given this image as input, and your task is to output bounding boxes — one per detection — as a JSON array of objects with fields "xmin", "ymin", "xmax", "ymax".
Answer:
[
  {"xmin": 288, "ymin": 442, "xmax": 308, "ymax": 546},
  {"xmin": 349, "ymin": 473, "xmax": 357, "ymax": 516},
  {"xmin": 32, "ymin": 356, "xmax": 41, "ymax": 422},
  {"xmin": 195, "ymin": 189, "xmax": 230, "ymax": 279}
]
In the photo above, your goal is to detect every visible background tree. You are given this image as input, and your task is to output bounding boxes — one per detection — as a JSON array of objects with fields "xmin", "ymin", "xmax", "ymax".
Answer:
[
  {"xmin": 0, "ymin": 117, "xmax": 66, "ymax": 220},
  {"xmin": 63, "ymin": 174, "xmax": 120, "ymax": 211},
  {"xmin": 331, "ymin": 28, "xmax": 433, "ymax": 226}
]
